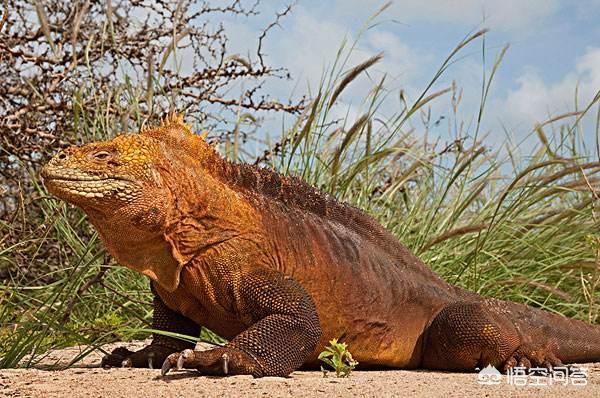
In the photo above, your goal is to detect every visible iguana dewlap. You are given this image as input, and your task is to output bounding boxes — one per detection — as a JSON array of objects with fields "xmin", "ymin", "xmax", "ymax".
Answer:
[{"xmin": 42, "ymin": 114, "xmax": 600, "ymax": 377}]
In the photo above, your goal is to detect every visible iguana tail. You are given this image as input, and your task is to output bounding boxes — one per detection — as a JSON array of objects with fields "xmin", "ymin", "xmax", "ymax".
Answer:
[{"xmin": 505, "ymin": 300, "xmax": 600, "ymax": 363}]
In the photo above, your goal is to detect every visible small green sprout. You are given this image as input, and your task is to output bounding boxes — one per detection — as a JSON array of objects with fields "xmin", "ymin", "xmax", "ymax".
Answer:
[{"xmin": 318, "ymin": 338, "xmax": 359, "ymax": 378}]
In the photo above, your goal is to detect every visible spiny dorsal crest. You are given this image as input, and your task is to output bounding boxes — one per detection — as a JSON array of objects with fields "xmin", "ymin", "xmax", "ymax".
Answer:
[
  {"xmin": 160, "ymin": 112, "xmax": 193, "ymax": 135},
  {"xmin": 144, "ymin": 115, "xmax": 393, "ymax": 246},
  {"xmin": 141, "ymin": 112, "xmax": 209, "ymax": 153}
]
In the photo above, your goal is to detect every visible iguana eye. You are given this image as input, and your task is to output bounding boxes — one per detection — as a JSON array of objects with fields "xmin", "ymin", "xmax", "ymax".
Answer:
[{"xmin": 93, "ymin": 151, "xmax": 112, "ymax": 161}]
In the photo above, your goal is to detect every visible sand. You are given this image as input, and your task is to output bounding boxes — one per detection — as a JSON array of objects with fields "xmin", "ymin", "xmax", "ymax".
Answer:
[{"xmin": 1, "ymin": 341, "xmax": 599, "ymax": 397}]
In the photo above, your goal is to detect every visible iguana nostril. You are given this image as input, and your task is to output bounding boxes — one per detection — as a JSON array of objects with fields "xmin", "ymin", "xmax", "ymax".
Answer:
[{"xmin": 57, "ymin": 152, "xmax": 67, "ymax": 160}]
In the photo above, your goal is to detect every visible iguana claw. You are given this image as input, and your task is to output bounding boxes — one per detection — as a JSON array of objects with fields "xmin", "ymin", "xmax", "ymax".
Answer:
[
  {"xmin": 160, "ymin": 349, "xmax": 237, "ymax": 376},
  {"xmin": 176, "ymin": 353, "xmax": 185, "ymax": 370},
  {"xmin": 161, "ymin": 358, "xmax": 172, "ymax": 376},
  {"xmin": 222, "ymin": 353, "xmax": 229, "ymax": 375},
  {"xmin": 161, "ymin": 349, "xmax": 194, "ymax": 376},
  {"xmin": 180, "ymin": 349, "xmax": 194, "ymax": 369}
]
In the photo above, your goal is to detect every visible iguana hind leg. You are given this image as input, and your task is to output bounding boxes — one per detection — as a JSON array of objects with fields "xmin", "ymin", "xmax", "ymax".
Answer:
[
  {"xmin": 101, "ymin": 284, "xmax": 200, "ymax": 369},
  {"xmin": 422, "ymin": 301, "xmax": 563, "ymax": 371}
]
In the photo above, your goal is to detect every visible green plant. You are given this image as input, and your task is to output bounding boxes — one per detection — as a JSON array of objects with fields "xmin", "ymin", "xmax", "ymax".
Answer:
[{"xmin": 318, "ymin": 338, "xmax": 359, "ymax": 378}]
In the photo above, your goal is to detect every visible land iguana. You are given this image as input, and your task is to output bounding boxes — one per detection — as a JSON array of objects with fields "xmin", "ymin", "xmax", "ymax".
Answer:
[{"xmin": 42, "ymin": 114, "xmax": 600, "ymax": 377}]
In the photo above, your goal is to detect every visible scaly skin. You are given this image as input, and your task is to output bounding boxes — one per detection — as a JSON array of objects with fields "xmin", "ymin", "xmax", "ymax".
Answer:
[{"xmin": 42, "ymin": 114, "xmax": 600, "ymax": 377}]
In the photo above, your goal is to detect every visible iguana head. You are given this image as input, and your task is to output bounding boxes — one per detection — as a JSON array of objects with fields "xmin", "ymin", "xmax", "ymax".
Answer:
[
  {"xmin": 42, "ymin": 114, "xmax": 209, "ymax": 224},
  {"xmin": 42, "ymin": 114, "xmax": 219, "ymax": 291},
  {"xmin": 42, "ymin": 133, "xmax": 162, "ymax": 215}
]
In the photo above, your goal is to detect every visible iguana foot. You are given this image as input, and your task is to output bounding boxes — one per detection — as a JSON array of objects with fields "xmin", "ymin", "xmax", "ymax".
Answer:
[
  {"xmin": 422, "ymin": 301, "xmax": 521, "ymax": 371},
  {"xmin": 101, "ymin": 344, "xmax": 178, "ymax": 369},
  {"xmin": 501, "ymin": 343, "xmax": 563, "ymax": 373},
  {"xmin": 423, "ymin": 301, "xmax": 570, "ymax": 374},
  {"xmin": 161, "ymin": 347, "xmax": 262, "ymax": 377}
]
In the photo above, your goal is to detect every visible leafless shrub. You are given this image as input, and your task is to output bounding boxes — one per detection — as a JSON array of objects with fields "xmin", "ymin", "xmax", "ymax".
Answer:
[{"xmin": 0, "ymin": 0, "xmax": 302, "ymax": 276}]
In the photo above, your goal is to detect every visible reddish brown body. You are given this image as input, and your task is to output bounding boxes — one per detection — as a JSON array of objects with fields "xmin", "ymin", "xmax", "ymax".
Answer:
[{"xmin": 42, "ymin": 114, "xmax": 600, "ymax": 377}]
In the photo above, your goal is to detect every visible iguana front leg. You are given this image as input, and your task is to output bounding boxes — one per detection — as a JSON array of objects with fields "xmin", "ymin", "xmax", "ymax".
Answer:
[
  {"xmin": 101, "ymin": 283, "xmax": 200, "ymax": 369},
  {"xmin": 161, "ymin": 269, "xmax": 322, "ymax": 377}
]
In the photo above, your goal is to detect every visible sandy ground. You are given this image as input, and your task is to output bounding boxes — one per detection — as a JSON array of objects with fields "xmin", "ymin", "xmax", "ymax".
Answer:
[{"xmin": 1, "ymin": 341, "xmax": 599, "ymax": 398}]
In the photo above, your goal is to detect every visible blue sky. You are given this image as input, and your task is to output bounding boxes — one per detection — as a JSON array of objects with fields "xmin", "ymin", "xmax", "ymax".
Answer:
[{"xmin": 215, "ymin": 0, "xmax": 600, "ymax": 153}]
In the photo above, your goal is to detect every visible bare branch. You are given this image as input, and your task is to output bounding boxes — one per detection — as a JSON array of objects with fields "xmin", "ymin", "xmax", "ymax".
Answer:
[
  {"xmin": 257, "ymin": 2, "xmax": 295, "ymax": 69},
  {"xmin": 0, "ymin": 0, "xmax": 305, "ymax": 276}
]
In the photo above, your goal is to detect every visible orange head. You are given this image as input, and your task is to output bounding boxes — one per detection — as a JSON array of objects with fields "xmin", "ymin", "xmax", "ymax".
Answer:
[
  {"xmin": 42, "ymin": 113, "xmax": 255, "ymax": 291},
  {"xmin": 41, "ymin": 113, "xmax": 213, "ymax": 230}
]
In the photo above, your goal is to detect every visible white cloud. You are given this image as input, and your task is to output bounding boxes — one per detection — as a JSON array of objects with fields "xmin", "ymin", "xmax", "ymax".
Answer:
[
  {"xmin": 222, "ymin": 3, "xmax": 433, "ymax": 93},
  {"xmin": 230, "ymin": 5, "xmax": 431, "ymax": 122},
  {"xmin": 576, "ymin": 47, "xmax": 600, "ymax": 89},
  {"xmin": 363, "ymin": 30, "xmax": 431, "ymax": 83},
  {"xmin": 497, "ymin": 47, "xmax": 600, "ymax": 129},
  {"xmin": 267, "ymin": 8, "xmax": 350, "ymax": 88},
  {"xmin": 340, "ymin": 0, "xmax": 561, "ymax": 34},
  {"xmin": 211, "ymin": 1, "xmax": 600, "ymax": 152},
  {"xmin": 222, "ymin": 6, "xmax": 354, "ymax": 98}
]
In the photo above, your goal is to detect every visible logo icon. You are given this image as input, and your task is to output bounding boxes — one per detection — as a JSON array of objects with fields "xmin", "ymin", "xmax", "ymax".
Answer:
[
  {"xmin": 476, "ymin": 365, "xmax": 588, "ymax": 387},
  {"xmin": 477, "ymin": 364, "xmax": 502, "ymax": 385}
]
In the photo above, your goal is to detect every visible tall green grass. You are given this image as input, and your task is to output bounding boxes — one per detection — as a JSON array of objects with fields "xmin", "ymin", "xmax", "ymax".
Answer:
[
  {"xmin": 1, "ymin": 26, "xmax": 599, "ymax": 369},
  {"xmin": 273, "ymin": 31, "xmax": 600, "ymax": 324}
]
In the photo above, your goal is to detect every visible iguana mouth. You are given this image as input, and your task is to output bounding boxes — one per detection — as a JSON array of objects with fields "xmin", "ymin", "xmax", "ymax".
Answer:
[
  {"xmin": 41, "ymin": 168, "xmax": 135, "ymax": 183},
  {"xmin": 42, "ymin": 169, "xmax": 139, "ymax": 200}
]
